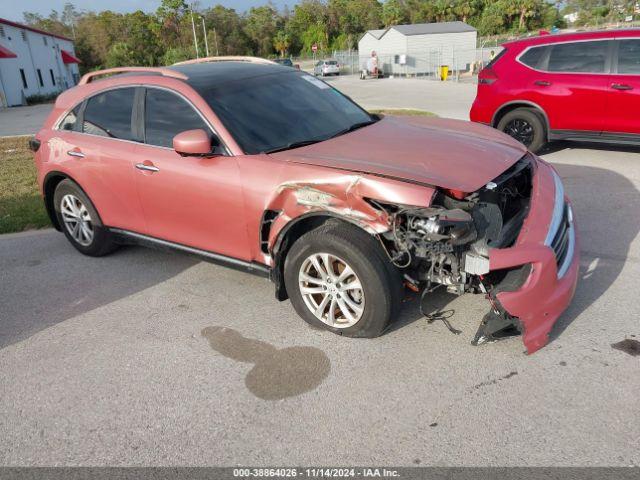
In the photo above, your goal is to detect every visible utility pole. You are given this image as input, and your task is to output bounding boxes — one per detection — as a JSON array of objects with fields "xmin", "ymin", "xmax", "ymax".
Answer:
[
  {"xmin": 201, "ymin": 17, "xmax": 210, "ymax": 57},
  {"xmin": 213, "ymin": 27, "xmax": 219, "ymax": 56},
  {"xmin": 190, "ymin": 3, "xmax": 199, "ymax": 59}
]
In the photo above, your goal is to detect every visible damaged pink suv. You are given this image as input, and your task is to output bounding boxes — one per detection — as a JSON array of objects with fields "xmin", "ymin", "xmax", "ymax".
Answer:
[{"xmin": 31, "ymin": 57, "xmax": 579, "ymax": 353}]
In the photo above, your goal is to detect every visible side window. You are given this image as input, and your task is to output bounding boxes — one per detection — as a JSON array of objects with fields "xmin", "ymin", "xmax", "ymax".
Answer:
[
  {"xmin": 144, "ymin": 89, "xmax": 210, "ymax": 148},
  {"xmin": 547, "ymin": 41, "xmax": 608, "ymax": 73},
  {"xmin": 59, "ymin": 105, "xmax": 80, "ymax": 131},
  {"xmin": 83, "ymin": 88, "xmax": 136, "ymax": 140},
  {"xmin": 617, "ymin": 39, "xmax": 640, "ymax": 74},
  {"xmin": 519, "ymin": 46, "xmax": 548, "ymax": 69}
]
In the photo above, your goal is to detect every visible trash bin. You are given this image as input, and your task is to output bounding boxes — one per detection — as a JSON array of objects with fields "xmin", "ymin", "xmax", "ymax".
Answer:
[{"xmin": 439, "ymin": 65, "xmax": 449, "ymax": 81}]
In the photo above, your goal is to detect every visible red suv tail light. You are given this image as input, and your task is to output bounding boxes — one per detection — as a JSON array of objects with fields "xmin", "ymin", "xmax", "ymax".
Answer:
[{"xmin": 478, "ymin": 67, "xmax": 498, "ymax": 85}]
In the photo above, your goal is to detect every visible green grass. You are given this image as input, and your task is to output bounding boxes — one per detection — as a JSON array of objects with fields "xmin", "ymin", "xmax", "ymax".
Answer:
[
  {"xmin": 369, "ymin": 108, "xmax": 435, "ymax": 117},
  {"xmin": 0, "ymin": 136, "xmax": 50, "ymax": 234}
]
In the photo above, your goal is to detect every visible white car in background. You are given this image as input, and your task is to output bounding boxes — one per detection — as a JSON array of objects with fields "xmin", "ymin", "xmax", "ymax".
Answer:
[{"xmin": 314, "ymin": 60, "xmax": 340, "ymax": 76}]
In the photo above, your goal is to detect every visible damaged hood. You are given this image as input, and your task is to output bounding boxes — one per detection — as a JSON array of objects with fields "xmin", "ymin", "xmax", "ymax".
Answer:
[{"xmin": 272, "ymin": 116, "xmax": 527, "ymax": 193}]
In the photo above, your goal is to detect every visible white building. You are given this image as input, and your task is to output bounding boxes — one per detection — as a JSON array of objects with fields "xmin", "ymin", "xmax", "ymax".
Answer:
[
  {"xmin": 563, "ymin": 12, "xmax": 579, "ymax": 24},
  {"xmin": 358, "ymin": 21, "xmax": 477, "ymax": 76},
  {"xmin": 0, "ymin": 18, "xmax": 80, "ymax": 107}
]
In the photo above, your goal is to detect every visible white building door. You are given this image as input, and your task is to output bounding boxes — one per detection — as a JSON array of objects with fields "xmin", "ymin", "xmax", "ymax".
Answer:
[{"xmin": 0, "ymin": 65, "xmax": 25, "ymax": 106}]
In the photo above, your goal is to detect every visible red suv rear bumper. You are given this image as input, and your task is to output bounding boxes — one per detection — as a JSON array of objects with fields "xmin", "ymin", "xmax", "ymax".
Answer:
[
  {"xmin": 488, "ymin": 159, "xmax": 579, "ymax": 353},
  {"xmin": 469, "ymin": 93, "xmax": 496, "ymax": 126}
]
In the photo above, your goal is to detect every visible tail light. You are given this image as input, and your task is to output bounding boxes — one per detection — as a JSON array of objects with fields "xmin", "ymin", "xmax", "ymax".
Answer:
[
  {"xmin": 29, "ymin": 137, "xmax": 41, "ymax": 152},
  {"xmin": 478, "ymin": 67, "xmax": 497, "ymax": 85}
]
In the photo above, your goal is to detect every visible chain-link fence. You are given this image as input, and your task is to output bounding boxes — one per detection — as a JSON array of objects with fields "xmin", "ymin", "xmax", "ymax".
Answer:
[
  {"xmin": 293, "ymin": 46, "xmax": 505, "ymax": 80},
  {"xmin": 327, "ymin": 48, "xmax": 493, "ymax": 80}
]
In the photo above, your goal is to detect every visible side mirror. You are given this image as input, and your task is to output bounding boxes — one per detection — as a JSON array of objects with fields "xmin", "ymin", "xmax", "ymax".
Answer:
[{"xmin": 173, "ymin": 129, "xmax": 220, "ymax": 157}]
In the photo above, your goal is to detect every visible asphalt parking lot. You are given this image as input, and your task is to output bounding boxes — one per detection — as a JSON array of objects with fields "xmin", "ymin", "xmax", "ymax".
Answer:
[
  {"xmin": 1, "ymin": 77, "xmax": 639, "ymax": 466},
  {"xmin": 0, "ymin": 104, "xmax": 53, "ymax": 136}
]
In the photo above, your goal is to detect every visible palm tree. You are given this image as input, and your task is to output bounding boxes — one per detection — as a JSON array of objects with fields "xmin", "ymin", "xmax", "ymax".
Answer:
[{"xmin": 273, "ymin": 30, "xmax": 291, "ymax": 57}]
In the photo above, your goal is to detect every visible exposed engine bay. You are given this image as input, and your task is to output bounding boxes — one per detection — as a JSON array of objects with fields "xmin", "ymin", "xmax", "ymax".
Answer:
[{"xmin": 373, "ymin": 154, "xmax": 535, "ymax": 342}]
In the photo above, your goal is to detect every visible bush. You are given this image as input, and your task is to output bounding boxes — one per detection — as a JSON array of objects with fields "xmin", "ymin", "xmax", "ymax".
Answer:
[{"xmin": 25, "ymin": 93, "xmax": 59, "ymax": 106}]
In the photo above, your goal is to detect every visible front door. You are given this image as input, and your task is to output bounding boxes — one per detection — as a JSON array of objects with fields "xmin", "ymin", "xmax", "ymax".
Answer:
[{"xmin": 134, "ymin": 87, "xmax": 250, "ymax": 260}]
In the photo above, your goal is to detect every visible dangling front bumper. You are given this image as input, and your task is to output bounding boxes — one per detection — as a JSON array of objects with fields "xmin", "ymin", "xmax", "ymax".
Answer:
[{"xmin": 485, "ymin": 159, "xmax": 579, "ymax": 354}]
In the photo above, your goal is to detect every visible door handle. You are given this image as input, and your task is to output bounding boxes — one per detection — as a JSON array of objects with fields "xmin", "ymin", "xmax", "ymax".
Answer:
[
  {"xmin": 135, "ymin": 163, "xmax": 160, "ymax": 173},
  {"xmin": 67, "ymin": 150, "xmax": 85, "ymax": 158},
  {"xmin": 611, "ymin": 83, "xmax": 633, "ymax": 91},
  {"xmin": 534, "ymin": 80, "xmax": 552, "ymax": 87}
]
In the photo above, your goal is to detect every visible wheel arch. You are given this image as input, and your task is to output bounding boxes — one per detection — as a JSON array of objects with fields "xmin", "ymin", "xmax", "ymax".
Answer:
[
  {"xmin": 43, "ymin": 171, "xmax": 94, "ymax": 231},
  {"xmin": 492, "ymin": 101, "xmax": 550, "ymax": 134},
  {"xmin": 269, "ymin": 212, "xmax": 379, "ymax": 302}
]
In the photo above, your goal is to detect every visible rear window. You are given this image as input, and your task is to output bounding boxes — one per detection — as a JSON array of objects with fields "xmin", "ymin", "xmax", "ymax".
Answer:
[
  {"xmin": 486, "ymin": 48, "xmax": 507, "ymax": 68},
  {"xmin": 617, "ymin": 39, "xmax": 640, "ymax": 74},
  {"xmin": 519, "ymin": 46, "xmax": 548, "ymax": 69},
  {"xmin": 547, "ymin": 41, "xmax": 608, "ymax": 73},
  {"xmin": 59, "ymin": 105, "xmax": 80, "ymax": 131},
  {"xmin": 326, "ymin": 61, "xmax": 338, "ymax": 65},
  {"xmin": 82, "ymin": 88, "xmax": 136, "ymax": 140}
]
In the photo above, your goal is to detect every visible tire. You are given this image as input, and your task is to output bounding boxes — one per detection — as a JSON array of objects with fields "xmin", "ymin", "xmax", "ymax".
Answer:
[
  {"xmin": 496, "ymin": 108, "xmax": 546, "ymax": 153},
  {"xmin": 284, "ymin": 222, "xmax": 402, "ymax": 338},
  {"xmin": 53, "ymin": 179, "xmax": 118, "ymax": 257}
]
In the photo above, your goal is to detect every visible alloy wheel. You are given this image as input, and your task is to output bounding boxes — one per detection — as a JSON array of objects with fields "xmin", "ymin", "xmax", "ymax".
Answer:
[
  {"xmin": 504, "ymin": 118, "xmax": 535, "ymax": 146},
  {"xmin": 60, "ymin": 194, "xmax": 94, "ymax": 246},
  {"xmin": 298, "ymin": 253, "xmax": 365, "ymax": 328}
]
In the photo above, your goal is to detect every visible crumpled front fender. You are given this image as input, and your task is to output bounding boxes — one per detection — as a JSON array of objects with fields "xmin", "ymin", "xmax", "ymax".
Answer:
[{"xmin": 265, "ymin": 174, "xmax": 436, "ymax": 256}]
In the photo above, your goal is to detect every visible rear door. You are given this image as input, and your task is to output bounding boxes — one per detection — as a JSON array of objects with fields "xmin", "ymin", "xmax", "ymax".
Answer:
[
  {"xmin": 602, "ymin": 38, "xmax": 640, "ymax": 135},
  {"xmin": 522, "ymin": 40, "xmax": 612, "ymax": 133},
  {"xmin": 134, "ymin": 87, "xmax": 250, "ymax": 259},
  {"xmin": 55, "ymin": 87, "xmax": 146, "ymax": 232}
]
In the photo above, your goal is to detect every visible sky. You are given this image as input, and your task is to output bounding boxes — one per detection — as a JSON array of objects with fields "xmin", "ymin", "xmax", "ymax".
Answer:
[{"xmin": 2, "ymin": 0, "xmax": 292, "ymax": 22}]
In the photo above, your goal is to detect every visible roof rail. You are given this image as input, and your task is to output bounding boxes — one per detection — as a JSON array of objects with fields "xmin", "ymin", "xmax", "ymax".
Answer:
[
  {"xmin": 173, "ymin": 56, "xmax": 277, "ymax": 66},
  {"xmin": 78, "ymin": 67, "xmax": 188, "ymax": 85}
]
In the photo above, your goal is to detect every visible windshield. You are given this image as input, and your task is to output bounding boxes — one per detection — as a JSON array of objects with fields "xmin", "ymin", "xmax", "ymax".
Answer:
[{"xmin": 201, "ymin": 71, "xmax": 373, "ymax": 154}]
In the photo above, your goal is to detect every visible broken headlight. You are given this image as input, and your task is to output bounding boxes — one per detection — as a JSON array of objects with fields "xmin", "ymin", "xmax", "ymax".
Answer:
[{"xmin": 407, "ymin": 208, "xmax": 476, "ymax": 245}]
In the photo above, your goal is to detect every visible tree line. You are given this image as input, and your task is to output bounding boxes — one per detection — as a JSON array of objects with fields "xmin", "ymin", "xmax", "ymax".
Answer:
[{"xmin": 21, "ymin": 0, "xmax": 631, "ymax": 71}]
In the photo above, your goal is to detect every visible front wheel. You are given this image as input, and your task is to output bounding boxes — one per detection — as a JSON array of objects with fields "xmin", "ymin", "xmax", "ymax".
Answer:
[
  {"xmin": 284, "ymin": 223, "xmax": 402, "ymax": 337},
  {"xmin": 496, "ymin": 108, "xmax": 546, "ymax": 153}
]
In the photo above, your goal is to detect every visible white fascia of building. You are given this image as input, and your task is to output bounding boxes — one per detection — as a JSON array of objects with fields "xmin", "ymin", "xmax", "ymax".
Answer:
[{"xmin": 0, "ymin": 18, "xmax": 81, "ymax": 107}]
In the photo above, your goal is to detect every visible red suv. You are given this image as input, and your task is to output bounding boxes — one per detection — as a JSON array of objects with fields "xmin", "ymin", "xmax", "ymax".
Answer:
[
  {"xmin": 471, "ymin": 29, "xmax": 640, "ymax": 152},
  {"xmin": 31, "ymin": 57, "xmax": 579, "ymax": 353}
]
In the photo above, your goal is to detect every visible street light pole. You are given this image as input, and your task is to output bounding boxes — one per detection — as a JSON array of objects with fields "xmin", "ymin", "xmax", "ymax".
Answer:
[
  {"xmin": 190, "ymin": 3, "xmax": 199, "ymax": 59},
  {"xmin": 201, "ymin": 17, "xmax": 210, "ymax": 57}
]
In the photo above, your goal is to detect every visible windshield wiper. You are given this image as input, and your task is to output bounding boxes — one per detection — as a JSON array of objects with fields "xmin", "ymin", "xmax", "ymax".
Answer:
[
  {"xmin": 263, "ymin": 118, "xmax": 377, "ymax": 154},
  {"xmin": 328, "ymin": 119, "xmax": 377, "ymax": 140},
  {"xmin": 263, "ymin": 139, "xmax": 323, "ymax": 154}
]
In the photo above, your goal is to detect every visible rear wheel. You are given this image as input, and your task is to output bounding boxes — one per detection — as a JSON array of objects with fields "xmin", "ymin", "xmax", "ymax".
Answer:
[
  {"xmin": 497, "ymin": 108, "xmax": 546, "ymax": 153},
  {"xmin": 284, "ymin": 222, "xmax": 402, "ymax": 337},
  {"xmin": 53, "ymin": 179, "xmax": 118, "ymax": 257}
]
